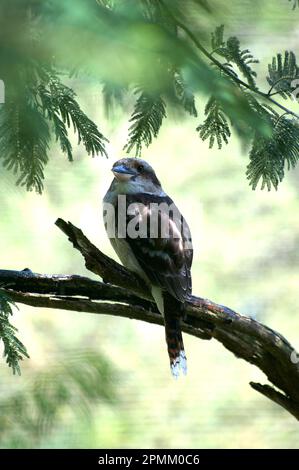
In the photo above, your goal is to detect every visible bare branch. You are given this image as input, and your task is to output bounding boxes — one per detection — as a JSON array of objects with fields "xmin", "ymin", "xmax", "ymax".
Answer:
[
  {"xmin": 250, "ymin": 382, "xmax": 299, "ymax": 420},
  {"xmin": 1, "ymin": 218, "xmax": 299, "ymax": 420},
  {"xmin": 55, "ymin": 218, "xmax": 149, "ymax": 299}
]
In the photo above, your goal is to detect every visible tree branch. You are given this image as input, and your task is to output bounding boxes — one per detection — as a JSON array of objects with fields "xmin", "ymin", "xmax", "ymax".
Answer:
[
  {"xmin": 1, "ymin": 218, "xmax": 299, "ymax": 420},
  {"xmin": 160, "ymin": 0, "xmax": 299, "ymax": 120}
]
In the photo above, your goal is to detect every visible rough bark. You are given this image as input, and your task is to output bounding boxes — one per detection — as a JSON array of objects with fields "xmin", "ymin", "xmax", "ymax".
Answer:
[{"xmin": 0, "ymin": 218, "xmax": 299, "ymax": 420}]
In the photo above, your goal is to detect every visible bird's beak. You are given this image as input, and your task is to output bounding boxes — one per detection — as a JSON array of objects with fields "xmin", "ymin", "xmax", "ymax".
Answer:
[{"xmin": 112, "ymin": 164, "xmax": 136, "ymax": 182}]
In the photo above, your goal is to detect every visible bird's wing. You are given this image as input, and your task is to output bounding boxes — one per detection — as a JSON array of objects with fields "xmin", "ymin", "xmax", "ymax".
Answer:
[{"xmin": 123, "ymin": 193, "xmax": 193, "ymax": 302}]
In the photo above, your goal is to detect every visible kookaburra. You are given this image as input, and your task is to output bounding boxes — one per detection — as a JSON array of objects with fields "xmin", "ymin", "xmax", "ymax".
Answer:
[{"xmin": 103, "ymin": 158, "xmax": 193, "ymax": 377}]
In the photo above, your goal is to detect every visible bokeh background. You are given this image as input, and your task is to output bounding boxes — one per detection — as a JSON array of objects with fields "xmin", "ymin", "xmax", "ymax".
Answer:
[{"xmin": 1, "ymin": 0, "xmax": 299, "ymax": 448}]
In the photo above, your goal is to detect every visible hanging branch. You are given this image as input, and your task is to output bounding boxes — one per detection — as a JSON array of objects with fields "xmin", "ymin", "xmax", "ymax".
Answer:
[{"xmin": 1, "ymin": 218, "xmax": 299, "ymax": 420}]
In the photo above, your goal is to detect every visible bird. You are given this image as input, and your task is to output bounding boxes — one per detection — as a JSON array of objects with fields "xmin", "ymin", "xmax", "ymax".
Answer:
[{"xmin": 103, "ymin": 158, "xmax": 193, "ymax": 377}]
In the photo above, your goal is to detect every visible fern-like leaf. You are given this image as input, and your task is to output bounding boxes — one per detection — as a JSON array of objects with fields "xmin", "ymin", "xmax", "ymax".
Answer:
[
  {"xmin": 173, "ymin": 71, "xmax": 197, "ymax": 117},
  {"xmin": 224, "ymin": 37, "xmax": 258, "ymax": 89},
  {"xmin": 102, "ymin": 82, "xmax": 127, "ymax": 117},
  {"xmin": 0, "ymin": 68, "xmax": 108, "ymax": 193},
  {"xmin": 211, "ymin": 24, "xmax": 225, "ymax": 53},
  {"xmin": 124, "ymin": 89, "xmax": 166, "ymax": 156},
  {"xmin": 0, "ymin": 290, "xmax": 29, "ymax": 375},
  {"xmin": 140, "ymin": 0, "xmax": 178, "ymax": 34},
  {"xmin": 246, "ymin": 115, "xmax": 299, "ymax": 190},
  {"xmin": 196, "ymin": 96, "xmax": 231, "ymax": 149},
  {"xmin": 0, "ymin": 100, "xmax": 50, "ymax": 194},
  {"xmin": 38, "ymin": 83, "xmax": 73, "ymax": 161},
  {"xmin": 38, "ymin": 77, "xmax": 108, "ymax": 159},
  {"xmin": 211, "ymin": 26, "xmax": 258, "ymax": 89},
  {"xmin": 267, "ymin": 51, "xmax": 299, "ymax": 98}
]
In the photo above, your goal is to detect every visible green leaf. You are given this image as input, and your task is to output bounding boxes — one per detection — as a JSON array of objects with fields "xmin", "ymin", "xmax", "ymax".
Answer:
[
  {"xmin": 223, "ymin": 37, "xmax": 258, "ymax": 89},
  {"xmin": 0, "ymin": 98, "xmax": 50, "ymax": 194},
  {"xmin": 38, "ymin": 83, "xmax": 73, "ymax": 161},
  {"xmin": 37, "ymin": 75, "xmax": 108, "ymax": 159},
  {"xmin": 173, "ymin": 71, "xmax": 198, "ymax": 117},
  {"xmin": 246, "ymin": 115, "xmax": 299, "ymax": 190},
  {"xmin": 267, "ymin": 51, "xmax": 299, "ymax": 99},
  {"xmin": 102, "ymin": 82, "xmax": 127, "ymax": 117},
  {"xmin": 124, "ymin": 88, "xmax": 166, "ymax": 156},
  {"xmin": 0, "ymin": 290, "xmax": 29, "ymax": 375},
  {"xmin": 0, "ymin": 65, "xmax": 109, "ymax": 193},
  {"xmin": 196, "ymin": 96, "xmax": 231, "ymax": 149},
  {"xmin": 211, "ymin": 26, "xmax": 259, "ymax": 89},
  {"xmin": 211, "ymin": 24, "xmax": 225, "ymax": 53}
]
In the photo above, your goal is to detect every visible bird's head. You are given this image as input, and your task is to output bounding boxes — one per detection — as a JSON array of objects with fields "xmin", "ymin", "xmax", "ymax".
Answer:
[{"xmin": 111, "ymin": 158, "xmax": 162, "ymax": 194}]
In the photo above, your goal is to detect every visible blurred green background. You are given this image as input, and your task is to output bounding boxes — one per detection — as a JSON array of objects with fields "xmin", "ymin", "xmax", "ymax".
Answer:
[{"xmin": 1, "ymin": 0, "xmax": 299, "ymax": 449}]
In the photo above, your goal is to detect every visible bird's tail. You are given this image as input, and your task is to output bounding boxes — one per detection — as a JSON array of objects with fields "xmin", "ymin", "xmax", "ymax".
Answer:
[{"xmin": 164, "ymin": 307, "xmax": 187, "ymax": 378}]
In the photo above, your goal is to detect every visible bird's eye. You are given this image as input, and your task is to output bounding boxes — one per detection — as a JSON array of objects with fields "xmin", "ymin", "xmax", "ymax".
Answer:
[{"xmin": 137, "ymin": 164, "xmax": 144, "ymax": 173}]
